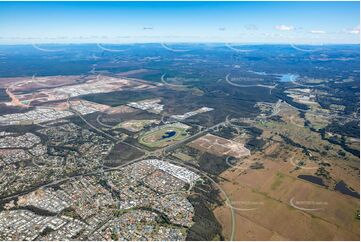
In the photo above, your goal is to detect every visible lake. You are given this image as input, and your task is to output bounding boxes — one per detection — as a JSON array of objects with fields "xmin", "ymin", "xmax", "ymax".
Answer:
[
  {"xmin": 335, "ymin": 181, "xmax": 360, "ymax": 199},
  {"xmin": 278, "ymin": 74, "xmax": 298, "ymax": 82},
  {"xmin": 298, "ymin": 175, "xmax": 325, "ymax": 187},
  {"xmin": 162, "ymin": 130, "xmax": 176, "ymax": 139}
]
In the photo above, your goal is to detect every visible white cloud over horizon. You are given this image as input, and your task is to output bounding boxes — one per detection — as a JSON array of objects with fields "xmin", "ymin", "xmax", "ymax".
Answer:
[
  {"xmin": 310, "ymin": 30, "xmax": 327, "ymax": 34},
  {"xmin": 275, "ymin": 25, "xmax": 294, "ymax": 31},
  {"xmin": 347, "ymin": 25, "xmax": 360, "ymax": 34}
]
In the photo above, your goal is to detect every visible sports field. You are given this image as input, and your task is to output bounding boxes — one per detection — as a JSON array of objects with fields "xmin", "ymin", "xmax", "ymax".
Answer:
[{"xmin": 138, "ymin": 123, "xmax": 190, "ymax": 148}]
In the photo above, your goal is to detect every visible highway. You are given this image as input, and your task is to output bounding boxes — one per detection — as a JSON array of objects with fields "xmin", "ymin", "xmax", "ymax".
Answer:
[{"xmin": 96, "ymin": 114, "xmax": 114, "ymax": 128}]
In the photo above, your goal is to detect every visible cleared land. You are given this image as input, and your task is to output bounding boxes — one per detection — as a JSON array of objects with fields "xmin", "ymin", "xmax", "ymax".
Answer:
[
  {"xmin": 188, "ymin": 133, "xmax": 250, "ymax": 158},
  {"xmin": 3, "ymin": 75, "xmax": 155, "ymax": 107},
  {"xmin": 114, "ymin": 119, "xmax": 160, "ymax": 132},
  {"xmin": 105, "ymin": 105, "xmax": 137, "ymax": 114}
]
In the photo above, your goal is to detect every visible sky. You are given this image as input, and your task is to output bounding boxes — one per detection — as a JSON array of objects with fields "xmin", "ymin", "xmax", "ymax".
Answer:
[{"xmin": 0, "ymin": 1, "xmax": 359, "ymax": 44}]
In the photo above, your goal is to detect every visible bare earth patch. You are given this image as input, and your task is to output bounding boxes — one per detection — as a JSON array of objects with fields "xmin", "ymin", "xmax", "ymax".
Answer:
[{"xmin": 188, "ymin": 133, "xmax": 250, "ymax": 158}]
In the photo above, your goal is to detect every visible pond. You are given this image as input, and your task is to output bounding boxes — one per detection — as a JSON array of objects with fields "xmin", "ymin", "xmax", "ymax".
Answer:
[
  {"xmin": 278, "ymin": 74, "xmax": 298, "ymax": 82},
  {"xmin": 298, "ymin": 175, "xmax": 325, "ymax": 187},
  {"xmin": 161, "ymin": 131, "xmax": 176, "ymax": 139},
  {"xmin": 335, "ymin": 181, "xmax": 360, "ymax": 199}
]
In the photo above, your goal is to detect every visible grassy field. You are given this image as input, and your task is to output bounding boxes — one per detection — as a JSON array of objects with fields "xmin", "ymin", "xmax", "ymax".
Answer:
[
  {"xmin": 214, "ymin": 158, "xmax": 360, "ymax": 240},
  {"xmin": 172, "ymin": 151, "xmax": 194, "ymax": 161}
]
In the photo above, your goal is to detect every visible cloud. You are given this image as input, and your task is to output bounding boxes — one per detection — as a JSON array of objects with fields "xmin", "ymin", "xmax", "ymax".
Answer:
[
  {"xmin": 244, "ymin": 24, "xmax": 258, "ymax": 31},
  {"xmin": 310, "ymin": 30, "xmax": 326, "ymax": 34},
  {"xmin": 347, "ymin": 25, "xmax": 360, "ymax": 34},
  {"xmin": 275, "ymin": 25, "xmax": 294, "ymax": 31}
]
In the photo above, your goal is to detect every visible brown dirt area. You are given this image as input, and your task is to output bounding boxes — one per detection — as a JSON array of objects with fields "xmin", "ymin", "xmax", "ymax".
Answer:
[
  {"xmin": 188, "ymin": 133, "xmax": 250, "ymax": 158},
  {"xmin": 3, "ymin": 75, "xmax": 156, "ymax": 107},
  {"xmin": 214, "ymin": 157, "xmax": 359, "ymax": 240}
]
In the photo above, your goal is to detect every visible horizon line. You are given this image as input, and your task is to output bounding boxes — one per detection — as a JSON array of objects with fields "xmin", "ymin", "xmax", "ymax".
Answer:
[{"xmin": 0, "ymin": 42, "xmax": 359, "ymax": 46}]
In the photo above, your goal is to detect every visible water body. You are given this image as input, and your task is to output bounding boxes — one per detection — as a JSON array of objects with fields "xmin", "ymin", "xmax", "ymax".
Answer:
[
  {"xmin": 162, "ymin": 131, "xmax": 176, "ymax": 139},
  {"xmin": 278, "ymin": 74, "xmax": 298, "ymax": 82},
  {"xmin": 335, "ymin": 181, "xmax": 360, "ymax": 199},
  {"xmin": 248, "ymin": 71, "xmax": 298, "ymax": 83},
  {"xmin": 298, "ymin": 175, "xmax": 325, "ymax": 187}
]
